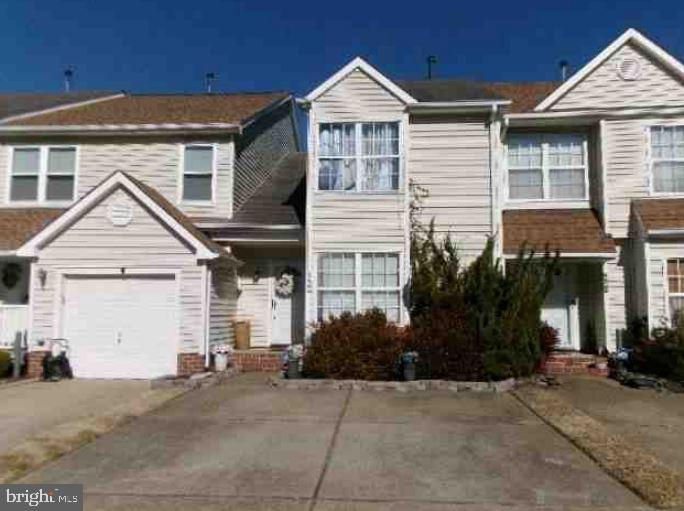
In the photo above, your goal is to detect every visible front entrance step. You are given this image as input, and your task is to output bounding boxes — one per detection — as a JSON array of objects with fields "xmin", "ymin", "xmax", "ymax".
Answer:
[
  {"xmin": 542, "ymin": 352, "xmax": 608, "ymax": 377},
  {"xmin": 233, "ymin": 350, "xmax": 283, "ymax": 373}
]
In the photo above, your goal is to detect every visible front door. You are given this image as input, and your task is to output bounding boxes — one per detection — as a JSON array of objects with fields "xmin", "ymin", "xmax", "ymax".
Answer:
[
  {"xmin": 541, "ymin": 268, "xmax": 578, "ymax": 350},
  {"xmin": 271, "ymin": 266, "xmax": 293, "ymax": 346}
]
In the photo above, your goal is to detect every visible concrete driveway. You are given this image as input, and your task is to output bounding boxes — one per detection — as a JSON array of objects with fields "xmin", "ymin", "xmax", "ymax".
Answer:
[{"xmin": 22, "ymin": 374, "xmax": 647, "ymax": 510}]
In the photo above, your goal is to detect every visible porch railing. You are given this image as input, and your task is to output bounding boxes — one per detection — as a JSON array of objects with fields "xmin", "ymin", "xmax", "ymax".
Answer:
[{"xmin": 0, "ymin": 304, "xmax": 29, "ymax": 350}]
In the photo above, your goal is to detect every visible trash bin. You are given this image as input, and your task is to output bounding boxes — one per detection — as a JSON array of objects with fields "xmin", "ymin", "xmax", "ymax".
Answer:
[{"xmin": 233, "ymin": 320, "xmax": 251, "ymax": 350}]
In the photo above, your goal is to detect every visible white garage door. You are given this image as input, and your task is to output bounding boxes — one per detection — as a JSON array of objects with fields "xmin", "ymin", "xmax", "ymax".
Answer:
[{"xmin": 63, "ymin": 274, "xmax": 178, "ymax": 379}]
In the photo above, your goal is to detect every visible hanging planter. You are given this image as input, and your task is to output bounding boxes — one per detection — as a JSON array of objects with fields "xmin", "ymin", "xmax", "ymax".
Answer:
[{"xmin": 2, "ymin": 263, "xmax": 22, "ymax": 290}]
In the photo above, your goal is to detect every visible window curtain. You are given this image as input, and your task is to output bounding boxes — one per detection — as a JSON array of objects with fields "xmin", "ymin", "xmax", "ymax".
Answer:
[
  {"xmin": 319, "ymin": 124, "xmax": 356, "ymax": 190},
  {"xmin": 361, "ymin": 123, "xmax": 399, "ymax": 191}
]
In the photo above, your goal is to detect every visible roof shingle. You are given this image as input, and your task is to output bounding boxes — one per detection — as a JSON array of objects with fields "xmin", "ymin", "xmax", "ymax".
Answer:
[
  {"xmin": 10, "ymin": 92, "xmax": 290, "ymax": 126},
  {"xmin": 0, "ymin": 91, "xmax": 116, "ymax": 121},
  {"xmin": 634, "ymin": 198, "xmax": 684, "ymax": 232},
  {"xmin": 0, "ymin": 208, "xmax": 64, "ymax": 250},
  {"xmin": 503, "ymin": 209, "xmax": 615, "ymax": 254}
]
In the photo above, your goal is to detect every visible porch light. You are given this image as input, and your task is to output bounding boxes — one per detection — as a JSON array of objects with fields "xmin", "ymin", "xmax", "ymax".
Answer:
[{"xmin": 38, "ymin": 268, "xmax": 47, "ymax": 289}]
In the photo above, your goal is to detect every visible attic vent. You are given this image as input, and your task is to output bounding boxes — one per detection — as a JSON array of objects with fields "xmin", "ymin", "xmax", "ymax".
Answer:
[{"xmin": 616, "ymin": 57, "xmax": 642, "ymax": 81}]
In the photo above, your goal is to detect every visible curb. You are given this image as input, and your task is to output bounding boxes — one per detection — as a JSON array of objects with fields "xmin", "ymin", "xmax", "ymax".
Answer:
[{"xmin": 268, "ymin": 377, "xmax": 517, "ymax": 393}]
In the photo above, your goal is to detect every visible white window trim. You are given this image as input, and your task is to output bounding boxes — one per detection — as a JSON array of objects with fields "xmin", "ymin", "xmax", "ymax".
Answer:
[
  {"xmin": 504, "ymin": 134, "xmax": 589, "ymax": 204},
  {"xmin": 315, "ymin": 251, "xmax": 403, "ymax": 323},
  {"xmin": 6, "ymin": 145, "xmax": 79, "ymax": 206},
  {"xmin": 647, "ymin": 124, "xmax": 684, "ymax": 196},
  {"xmin": 178, "ymin": 143, "xmax": 218, "ymax": 205},
  {"xmin": 315, "ymin": 121, "xmax": 404, "ymax": 194}
]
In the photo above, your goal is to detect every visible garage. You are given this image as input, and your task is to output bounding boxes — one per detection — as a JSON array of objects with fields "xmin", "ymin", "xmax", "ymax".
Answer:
[{"xmin": 62, "ymin": 274, "xmax": 178, "ymax": 379}]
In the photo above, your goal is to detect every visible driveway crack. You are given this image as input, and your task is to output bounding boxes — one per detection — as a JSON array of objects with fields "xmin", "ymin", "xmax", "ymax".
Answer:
[{"xmin": 309, "ymin": 388, "xmax": 352, "ymax": 511}]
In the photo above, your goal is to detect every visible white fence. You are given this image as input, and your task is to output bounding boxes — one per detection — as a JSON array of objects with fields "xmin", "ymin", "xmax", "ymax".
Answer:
[{"xmin": 0, "ymin": 305, "xmax": 29, "ymax": 349}]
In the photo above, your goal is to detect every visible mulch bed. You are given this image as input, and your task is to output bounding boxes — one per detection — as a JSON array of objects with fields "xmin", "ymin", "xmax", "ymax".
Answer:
[{"xmin": 514, "ymin": 385, "xmax": 684, "ymax": 509}]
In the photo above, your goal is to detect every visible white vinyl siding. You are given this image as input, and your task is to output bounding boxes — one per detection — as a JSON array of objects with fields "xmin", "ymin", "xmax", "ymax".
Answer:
[
  {"xmin": 550, "ymin": 43, "xmax": 684, "ymax": 111},
  {"xmin": 602, "ymin": 117, "xmax": 684, "ymax": 238},
  {"xmin": 317, "ymin": 252, "xmax": 400, "ymax": 322},
  {"xmin": 408, "ymin": 116, "xmax": 493, "ymax": 260},
  {"xmin": 647, "ymin": 243, "xmax": 684, "ymax": 326},
  {"xmin": 208, "ymin": 261, "xmax": 238, "ymax": 350},
  {"xmin": 30, "ymin": 188, "xmax": 205, "ymax": 354},
  {"xmin": 318, "ymin": 122, "xmax": 400, "ymax": 192},
  {"xmin": 649, "ymin": 125, "xmax": 684, "ymax": 194},
  {"xmin": 0, "ymin": 140, "xmax": 235, "ymax": 219},
  {"xmin": 8, "ymin": 146, "xmax": 76, "ymax": 204},
  {"xmin": 506, "ymin": 134, "xmax": 588, "ymax": 201}
]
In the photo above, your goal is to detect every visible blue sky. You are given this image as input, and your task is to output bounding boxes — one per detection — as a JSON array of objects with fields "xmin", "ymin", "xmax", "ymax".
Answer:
[{"xmin": 1, "ymin": 0, "xmax": 682, "ymax": 97}]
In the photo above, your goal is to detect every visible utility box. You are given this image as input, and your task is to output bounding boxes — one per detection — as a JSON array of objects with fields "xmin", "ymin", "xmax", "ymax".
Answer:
[{"xmin": 233, "ymin": 320, "xmax": 251, "ymax": 350}]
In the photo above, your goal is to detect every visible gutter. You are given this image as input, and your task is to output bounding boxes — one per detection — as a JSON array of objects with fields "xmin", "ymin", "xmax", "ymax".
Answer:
[
  {"xmin": 508, "ymin": 106, "xmax": 684, "ymax": 126},
  {"xmin": 648, "ymin": 229, "xmax": 684, "ymax": 238},
  {"xmin": 197, "ymin": 222, "xmax": 303, "ymax": 230},
  {"xmin": 0, "ymin": 123, "xmax": 241, "ymax": 136},
  {"xmin": 408, "ymin": 100, "xmax": 511, "ymax": 114}
]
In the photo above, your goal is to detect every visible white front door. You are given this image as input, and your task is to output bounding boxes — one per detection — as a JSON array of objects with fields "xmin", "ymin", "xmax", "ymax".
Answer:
[
  {"xmin": 542, "ymin": 268, "xmax": 579, "ymax": 350},
  {"xmin": 271, "ymin": 267, "xmax": 293, "ymax": 346},
  {"xmin": 63, "ymin": 274, "xmax": 177, "ymax": 379}
]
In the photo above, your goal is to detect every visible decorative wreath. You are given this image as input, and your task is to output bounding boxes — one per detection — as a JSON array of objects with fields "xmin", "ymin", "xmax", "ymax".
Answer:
[{"xmin": 275, "ymin": 273, "xmax": 295, "ymax": 298}]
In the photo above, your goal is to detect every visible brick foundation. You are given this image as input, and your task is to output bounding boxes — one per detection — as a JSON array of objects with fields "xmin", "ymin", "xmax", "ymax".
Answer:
[
  {"xmin": 542, "ymin": 351, "xmax": 608, "ymax": 377},
  {"xmin": 233, "ymin": 350, "xmax": 282, "ymax": 373},
  {"xmin": 26, "ymin": 351, "xmax": 48, "ymax": 379},
  {"xmin": 177, "ymin": 353, "xmax": 205, "ymax": 376}
]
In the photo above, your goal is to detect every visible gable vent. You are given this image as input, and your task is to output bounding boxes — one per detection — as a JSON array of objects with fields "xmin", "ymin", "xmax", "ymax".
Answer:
[{"xmin": 616, "ymin": 57, "xmax": 642, "ymax": 81}]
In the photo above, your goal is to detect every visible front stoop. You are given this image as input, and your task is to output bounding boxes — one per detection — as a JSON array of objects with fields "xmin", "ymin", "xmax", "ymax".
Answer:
[
  {"xmin": 543, "ymin": 351, "xmax": 608, "ymax": 377},
  {"xmin": 233, "ymin": 350, "xmax": 282, "ymax": 372},
  {"xmin": 26, "ymin": 351, "xmax": 48, "ymax": 379}
]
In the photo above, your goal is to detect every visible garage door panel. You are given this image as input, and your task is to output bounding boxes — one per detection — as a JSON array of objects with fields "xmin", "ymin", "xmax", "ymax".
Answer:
[{"xmin": 64, "ymin": 274, "xmax": 178, "ymax": 379}]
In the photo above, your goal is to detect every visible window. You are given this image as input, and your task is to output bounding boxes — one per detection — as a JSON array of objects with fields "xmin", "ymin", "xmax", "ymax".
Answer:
[
  {"xmin": 668, "ymin": 259, "xmax": 684, "ymax": 324},
  {"xmin": 318, "ymin": 122, "xmax": 400, "ymax": 191},
  {"xmin": 46, "ymin": 147, "xmax": 76, "ymax": 201},
  {"xmin": 9, "ymin": 146, "xmax": 76, "ymax": 203},
  {"xmin": 182, "ymin": 145, "xmax": 214, "ymax": 202},
  {"xmin": 507, "ymin": 134, "xmax": 587, "ymax": 201},
  {"xmin": 650, "ymin": 126, "xmax": 684, "ymax": 193},
  {"xmin": 317, "ymin": 252, "xmax": 401, "ymax": 322}
]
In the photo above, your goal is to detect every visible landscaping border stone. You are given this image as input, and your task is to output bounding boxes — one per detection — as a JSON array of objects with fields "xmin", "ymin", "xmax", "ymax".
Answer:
[
  {"xmin": 267, "ymin": 377, "xmax": 517, "ymax": 393},
  {"xmin": 150, "ymin": 367, "xmax": 239, "ymax": 390}
]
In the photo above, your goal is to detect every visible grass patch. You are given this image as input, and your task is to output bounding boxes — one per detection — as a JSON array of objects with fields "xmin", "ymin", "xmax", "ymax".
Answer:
[
  {"xmin": 514, "ymin": 385, "xmax": 684, "ymax": 509},
  {"xmin": 0, "ymin": 451, "xmax": 36, "ymax": 481}
]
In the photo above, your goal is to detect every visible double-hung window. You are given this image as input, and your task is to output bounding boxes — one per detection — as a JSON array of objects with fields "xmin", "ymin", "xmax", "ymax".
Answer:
[
  {"xmin": 317, "ymin": 252, "xmax": 401, "ymax": 322},
  {"xmin": 318, "ymin": 122, "xmax": 400, "ymax": 191},
  {"xmin": 9, "ymin": 146, "xmax": 76, "ymax": 203},
  {"xmin": 507, "ymin": 133, "xmax": 588, "ymax": 201},
  {"xmin": 668, "ymin": 259, "xmax": 684, "ymax": 324},
  {"xmin": 182, "ymin": 145, "xmax": 215, "ymax": 202},
  {"xmin": 650, "ymin": 126, "xmax": 684, "ymax": 193}
]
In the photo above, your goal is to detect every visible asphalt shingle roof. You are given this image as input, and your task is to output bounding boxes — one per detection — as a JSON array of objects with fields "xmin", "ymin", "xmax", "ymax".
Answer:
[
  {"xmin": 10, "ymin": 92, "xmax": 290, "ymax": 126},
  {"xmin": 0, "ymin": 91, "xmax": 116, "ymax": 121}
]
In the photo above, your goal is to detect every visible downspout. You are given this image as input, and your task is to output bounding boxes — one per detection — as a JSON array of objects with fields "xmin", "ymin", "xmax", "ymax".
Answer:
[
  {"xmin": 204, "ymin": 265, "xmax": 212, "ymax": 367},
  {"xmin": 488, "ymin": 104, "xmax": 498, "ymax": 262}
]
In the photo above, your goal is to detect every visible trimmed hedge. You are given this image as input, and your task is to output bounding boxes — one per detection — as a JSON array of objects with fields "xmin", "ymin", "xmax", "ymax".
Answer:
[
  {"xmin": 303, "ymin": 309, "xmax": 407, "ymax": 380},
  {"xmin": 0, "ymin": 350, "xmax": 11, "ymax": 378}
]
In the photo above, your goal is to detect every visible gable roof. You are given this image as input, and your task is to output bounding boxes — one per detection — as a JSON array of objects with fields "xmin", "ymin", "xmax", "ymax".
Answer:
[
  {"xmin": 0, "ymin": 208, "xmax": 64, "ymax": 252},
  {"xmin": 16, "ymin": 171, "xmax": 234, "ymax": 262},
  {"xmin": 306, "ymin": 57, "xmax": 417, "ymax": 105},
  {"xmin": 503, "ymin": 209, "xmax": 615, "ymax": 255},
  {"xmin": 0, "ymin": 91, "xmax": 120, "ymax": 123},
  {"xmin": 7, "ymin": 92, "xmax": 290, "ymax": 130},
  {"xmin": 535, "ymin": 28, "xmax": 684, "ymax": 111},
  {"xmin": 396, "ymin": 79, "xmax": 505, "ymax": 102}
]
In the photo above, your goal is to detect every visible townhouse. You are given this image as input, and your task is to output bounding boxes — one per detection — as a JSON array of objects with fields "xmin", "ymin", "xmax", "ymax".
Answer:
[
  {"xmin": 0, "ymin": 92, "xmax": 304, "ymax": 378},
  {"xmin": 1, "ymin": 27, "xmax": 682, "ymax": 379},
  {"xmin": 302, "ymin": 28, "xmax": 684, "ymax": 354}
]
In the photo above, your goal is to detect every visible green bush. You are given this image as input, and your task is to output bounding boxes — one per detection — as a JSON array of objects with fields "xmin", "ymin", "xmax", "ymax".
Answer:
[
  {"xmin": 409, "ymin": 222, "xmax": 557, "ymax": 380},
  {"xmin": 0, "ymin": 350, "xmax": 11, "ymax": 378},
  {"xmin": 628, "ymin": 317, "xmax": 684, "ymax": 382},
  {"xmin": 303, "ymin": 309, "xmax": 407, "ymax": 380}
]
